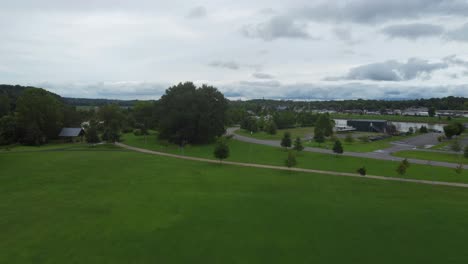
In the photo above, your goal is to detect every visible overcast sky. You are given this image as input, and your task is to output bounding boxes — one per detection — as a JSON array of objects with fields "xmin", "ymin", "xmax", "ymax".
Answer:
[{"xmin": 2, "ymin": 0, "xmax": 468, "ymax": 100}]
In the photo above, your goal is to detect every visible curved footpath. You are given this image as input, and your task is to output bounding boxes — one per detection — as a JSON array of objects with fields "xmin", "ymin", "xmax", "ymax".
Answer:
[
  {"xmin": 115, "ymin": 142, "xmax": 468, "ymax": 189},
  {"xmin": 226, "ymin": 127, "xmax": 465, "ymax": 169}
]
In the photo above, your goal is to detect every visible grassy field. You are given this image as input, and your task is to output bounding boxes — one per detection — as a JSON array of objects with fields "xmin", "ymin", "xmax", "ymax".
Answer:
[
  {"xmin": 2, "ymin": 146, "xmax": 468, "ymax": 263},
  {"xmin": 305, "ymin": 134, "xmax": 413, "ymax": 153},
  {"xmin": 122, "ymin": 132, "xmax": 468, "ymax": 183},
  {"xmin": 330, "ymin": 113, "xmax": 468, "ymax": 124},
  {"xmin": 236, "ymin": 128, "xmax": 416, "ymax": 153},
  {"xmin": 235, "ymin": 127, "xmax": 314, "ymax": 140},
  {"xmin": 393, "ymin": 150, "xmax": 468, "ymax": 165}
]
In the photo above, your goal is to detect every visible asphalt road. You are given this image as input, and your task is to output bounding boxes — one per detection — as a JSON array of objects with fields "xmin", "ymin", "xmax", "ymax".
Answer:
[{"xmin": 226, "ymin": 127, "xmax": 464, "ymax": 169}]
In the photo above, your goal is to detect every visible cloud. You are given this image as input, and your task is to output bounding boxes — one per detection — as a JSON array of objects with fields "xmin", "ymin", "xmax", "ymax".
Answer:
[
  {"xmin": 298, "ymin": 0, "xmax": 468, "ymax": 24},
  {"xmin": 329, "ymin": 58, "xmax": 449, "ymax": 81},
  {"xmin": 241, "ymin": 16, "xmax": 315, "ymax": 41},
  {"xmin": 252, "ymin": 72, "xmax": 274, "ymax": 79},
  {"xmin": 186, "ymin": 6, "xmax": 207, "ymax": 19},
  {"xmin": 444, "ymin": 55, "xmax": 468, "ymax": 67},
  {"xmin": 381, "ymin": 23, "xmax": 444, "ymax": 39},
  {"xmin": 208, "ymin": 60, "xmax": 240, "ymax": 70},
  {"xmin": 446, "ymin": 23, "xmax": 468, "ymax": 42},
  {"xmin": 222, "ymin": 81, "xmax": 468, "ymax": 100}
]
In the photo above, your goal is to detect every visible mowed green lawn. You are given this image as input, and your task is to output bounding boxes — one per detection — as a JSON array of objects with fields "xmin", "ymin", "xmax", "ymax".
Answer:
[
  {"xmin": 236, "ymin": 128, "xmax": 417, "ymax": 153},
  {"xmin": 2, "ymin": 147, "xmax": 468, "ymax": 263},
  {"xmin": 305, "ymin": 134, "xmax": 413, "ymax": 153},
  {"xmin": 235, "ymin": 127, "xmax": 314, "ymax": 140},
  {"xmin": 122, "ymin": 133, "xmax": 468, "ymax": 183},
  {"xmin": 393, "ymin": 150, "xmax": 468, "ymax": 165}
]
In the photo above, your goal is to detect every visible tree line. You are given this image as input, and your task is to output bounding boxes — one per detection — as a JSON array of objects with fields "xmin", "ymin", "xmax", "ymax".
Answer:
[{"xmin": 0, "ymin": 82, "xmax": 228, "ymax": 146}]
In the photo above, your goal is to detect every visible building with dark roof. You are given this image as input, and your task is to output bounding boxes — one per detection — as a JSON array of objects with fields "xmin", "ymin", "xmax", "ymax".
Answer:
[
  {"xmin": 347, "ymin": 120, "xmax": 388, "ymax": 133},
  {"xmin": 59, "ymin": 128, "xmax": 85, "ymax": 142}
]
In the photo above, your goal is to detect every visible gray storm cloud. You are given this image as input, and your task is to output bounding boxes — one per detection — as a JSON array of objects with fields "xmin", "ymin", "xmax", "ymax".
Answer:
[
  {"xmin": 329, "ymin": 58, "xmax": 449, "ymax": 81},
  {"xmin": 381, "ymin": 23, "xmax": 444, "ymax": 39}
]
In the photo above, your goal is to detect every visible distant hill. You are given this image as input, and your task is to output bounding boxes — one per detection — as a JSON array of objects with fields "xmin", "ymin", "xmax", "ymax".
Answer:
[
  {"xmin": 2, "ymin": 84, "xmax": 467, "ymax": 111},
  {"xmin": 63, "ymin": 97, "xmax": 138, "ymax": 107},
  {"xmin": 0, "ymin": 85, "xmax": 139, "ymax": 109}
]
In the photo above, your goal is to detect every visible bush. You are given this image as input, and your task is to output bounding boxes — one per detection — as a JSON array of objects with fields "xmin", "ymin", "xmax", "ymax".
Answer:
[
  {"xmin": 455, "ymin": 163, "xmax": 464, "ymax": 174},
  {"xmin": 293, "ymin": 137, "xmax": 304, "ymax": 152},
  {"xmin": 450, "ymin": 140, "xmax": 462, "ymax": 152},
  {"xmin": 419, "ymin": 126, "xmax": 428, "ymax": 133},
  {"xmin": 396, "ymin": 163, "xmax": 407, "ymax": 176},
  {"xmin": 332, "ymin": 140, "xmax": 344, "ymax": 154},
  {"xmin": 281, "ymin": 132, "xmax": 292, "ymax": 148},
  {"xmin": 358, "ymin": 135, "xmax": 370, "ymax": 142},
  {"xmin": 285, "ymin": 151, "xmax": 297, "ymax": 168},
  {"xmin": 402, "ymin": 158, "xmax": 410, "ymax": 168},
  {"xmin": 357, "ymin": 167, "xmax": 367, "ymax": 176},
  {"xmin": 133, "ymin": 129, "xmax": 142, "ymax": 136},
  {"xmin": 214, "ymin": 137, "xmax": 230, "ymax": 162}
]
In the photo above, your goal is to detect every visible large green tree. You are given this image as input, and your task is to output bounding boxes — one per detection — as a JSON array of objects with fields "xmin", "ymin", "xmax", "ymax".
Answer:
[
  {"xmin": 0, "ymin": 115, "xmax": 16, "ymax": 145},
  {"xmin": 0, "ymin": 94, "xmax": 10, "ymax": 118},
  {"xmin": 16, "ymin": 88, "xmax": 63, "ymax": 145},
  {"xmin": 158, "ymin": 82, "xmax": 228, "ymax": 144},
  {"xmin": 133, "ymin": 101, "xmax": 156, "ymax": 134},
  {"xmin": 99, "ymin": 104, "xmax": 124, "ymax": 142},
  {"xmin": 315, "ymin": 114, "xmax": 334, "ymax": 137}
]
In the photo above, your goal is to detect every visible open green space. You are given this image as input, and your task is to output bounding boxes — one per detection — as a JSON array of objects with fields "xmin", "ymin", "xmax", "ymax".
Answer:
[
  {"xmin": 305, "ymin": 134, "xmax": 413, "ymax": 153},
  {"xmin": 330, "ymin": 113, "xmax": 468, "ymax": 124},
  {"xmin": 2, "ymin": 146, "xmax": 468, "ymax": 263},
  {"xmin": 235, "ymin": 127, "xmax": 314, "ymax": 140},
  {"xmin": 236, "ymin": 128, "xmax": 417, "ymax": 153},
  {"xmin": 393, "ymin": 150, "xmax": 468, "ymax": 165},
  {"xmin": 122, "ymin": 132, "xmax": 468, "ymax": 183}
]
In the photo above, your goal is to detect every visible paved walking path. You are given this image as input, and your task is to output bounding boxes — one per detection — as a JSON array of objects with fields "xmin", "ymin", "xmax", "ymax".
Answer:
[
  {"xmin": 227, "ymin": 128, "xmax": 465, "ymax": 169},
  {"xmin": 115, "ymin": 142, "xmax": 468, "ymax": 189}
]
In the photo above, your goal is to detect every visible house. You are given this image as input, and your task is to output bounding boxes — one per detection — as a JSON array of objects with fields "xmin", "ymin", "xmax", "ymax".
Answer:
[{"xmin": 59, "ymin": 128, "xmax": 85, "ymax": 142}]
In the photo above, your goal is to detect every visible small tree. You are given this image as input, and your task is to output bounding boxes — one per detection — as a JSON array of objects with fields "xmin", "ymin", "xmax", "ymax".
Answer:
[
  {"xmin": 332, "ymin": 140, "xmax": 344, "ymax": 155},
  {"xmin": 314, "ymin": 130, "xmax": 325, "ymax": 145},
  {"xmin": 214, "ymin": 137, "xmax": 230, "ymax": 163},
  {"xmin": 464, "ymin": 146, "xmax": 468, "ymax": 159},
  {"xmin": 402, "ymin": 158, "xmax": 410, "ymax": 168},
  {"xmin": 451, "ymin": 140, "xmax": 462, "ymax": 152},
  {"xmin": 408, "ymin": 127, "xmax": 414, "ymax": 134},
  {"xmin": 396, "ymin": 162, "xmax": 407, "ymax": 176},
  {"xmin": 455, "ymin": 163, "xmax": 463, "ymax": 174},
  {"xmin": 281, "ymin": 131, "xmax": 292, "ymax": 149},
  {"xmin": 285, "ymin": 150, "xmax": 297, "ymax": 169},
  {"xmin": 419, "ymin": 126, "xmax": 428, "ymax": 133},
  {"xmin": 344, "ymin": 133, "xmax": 354, "ymax": 143},
  {"xmin": 293, "ymin": 137, "xmax": 304, "ymax": 152},
  {"xmin": 357, "ymin": 167, "xmax": 367, "ymax": 176}
]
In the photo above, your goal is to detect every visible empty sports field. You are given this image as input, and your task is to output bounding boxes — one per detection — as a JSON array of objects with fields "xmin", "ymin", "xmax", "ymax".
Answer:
[{"xmin": 2, "ymin": 145, "xmax": 468, "ymax": 263}]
